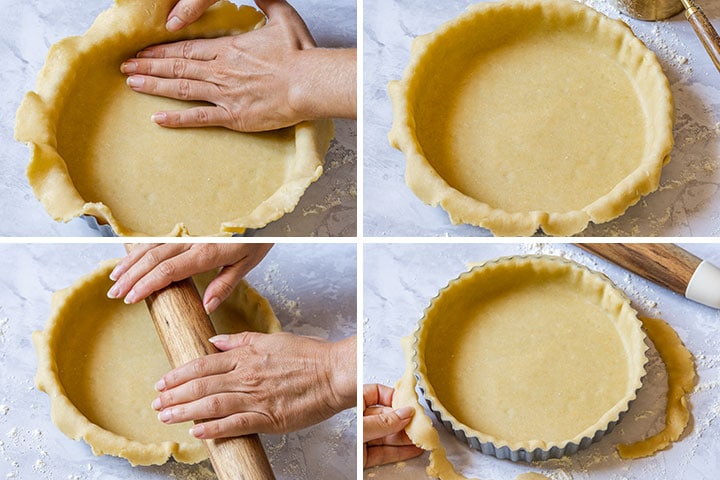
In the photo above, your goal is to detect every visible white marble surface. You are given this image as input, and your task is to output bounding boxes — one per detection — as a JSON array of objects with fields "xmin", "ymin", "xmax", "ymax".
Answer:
[
  {"xmin": 364, "ymin": 243, "xmax": 720, "ymax": 479},
  {"xmin": 0, "ymin": 243, "xmax": 356, "ymax": 479},
  {"xmin": 1, "ymin": 0, "xmax": 356, "ymax": 237},
  {"xmin": 363, "ymin": 0, "xmax": 720, "ymax": 237}
]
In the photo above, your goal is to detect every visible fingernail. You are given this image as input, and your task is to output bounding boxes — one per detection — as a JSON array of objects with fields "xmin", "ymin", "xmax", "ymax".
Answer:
[
  {"xmin": 166, "ymin": 16, "xmax": 184, "ymax": 32},
  {"xmin": 158, "ymin": 409, "xmax": 172, "ymax": 423},
  {"xmin": 204, "ymin": 297, "xmax": 220, "ymax": 314},
  {"xmin": 127, "ymin": 76, "xmax": 144, "ymax": 88},
  {"xmin": 155, "ymin": 378, "xmax": 166, "ymax": 392},
  {"xmin": 109, "ymin": 264, "xmax": 123, "ymax": 281},
  {"xmin": 190, "ymin": 424, "xmax": 205, "ymax": 438},
  {"xmin": 151, "ymin": 112, "xmax": 166, "ymax": 124},
  {"xmin": 208, "ymin": 334, "xmax": 229, "ymax": 344},
  {"xmin": 137, "ymin": 50, "xmax": 154, "ymax": 58},
  {"xmin": 107, "ymin": 283, "xmax": 121, "ymax": 299},
  {"xmin": 151, "ymin": 397, "xmax": 162, "ymax": 410},
  {"xmin": 124, "ymin": 289, "xmax": 137, "ymax": 304},
  {"xmin": 395, "ymin": 406, "xmax": 415, "ymax": 420},
  {"xmin": 120, "ymin": 61, "xmax": 137, "ymax": 74}
]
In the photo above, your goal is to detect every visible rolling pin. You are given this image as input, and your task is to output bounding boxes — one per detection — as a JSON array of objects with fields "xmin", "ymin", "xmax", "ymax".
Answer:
[
  {"xmin": 129, "ymin": 246, "xmax": 275, "ymax": 480},
  {"xmin": 577, "ymin": 243, "xmax": 720, "ymax": 309}
]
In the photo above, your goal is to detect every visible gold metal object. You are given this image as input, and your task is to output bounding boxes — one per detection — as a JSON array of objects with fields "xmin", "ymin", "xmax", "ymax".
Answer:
[
  {"xmin": 680, "ymin": 0, "xmax": 698, "ymax": 16},
  {"xmin": 611, "ymin": 0, "xmax": 684, "ymax": 20},
  {"xmin": 613, "ymin": 0, "xmax": 720, "ymax": 74}
]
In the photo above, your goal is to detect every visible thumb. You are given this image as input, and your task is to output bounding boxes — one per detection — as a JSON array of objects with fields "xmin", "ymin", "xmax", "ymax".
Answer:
[
  {"xmin": 166, "ymin": 0, "xmax": 218, "ymax": 32},
  {"xmin": 363, "ymin": 406, "xmax": 415, "ymax": 443},
  {"xmin": 254, "ymin": 0, "xmax": 290, "ymax": 19},
  {"xmin": 253, "ymin": 0, "xmax": 316, "ymax": 49},
  {"xmin": 208, "ymin": 331, "xmax": 262, "ymax": 351}
]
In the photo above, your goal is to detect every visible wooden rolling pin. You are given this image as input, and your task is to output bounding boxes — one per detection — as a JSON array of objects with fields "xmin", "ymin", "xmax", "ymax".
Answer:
[
  {"xmin": 131, "ymin": 249, "xmax": 275, "ymax": 479},
  {"xmin": 577, "ymin": 243, "xmax": 720, "ymax": 309}
]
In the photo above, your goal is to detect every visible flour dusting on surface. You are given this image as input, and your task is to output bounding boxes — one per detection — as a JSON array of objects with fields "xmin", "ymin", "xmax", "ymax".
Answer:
[
  {"xmin": 303, "ymin": 138, "xmax": 357, "ymax": 219},
  {"xmin": 0, "ymin": 317, "xmax": 8, "ymax": 343},
  {"xmin": 572, "ymin": 0, "xmax": 720, "ymax": 238},
  {"xmin": 259, "ymin": 262, "xmax": 303, "ymax": 322}
]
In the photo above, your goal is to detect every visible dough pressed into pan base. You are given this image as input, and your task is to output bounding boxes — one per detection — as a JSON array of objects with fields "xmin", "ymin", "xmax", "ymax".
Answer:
[
  {"xmin": 393, "ymin": 264, "xmax": 695, "ymax": 478},
  {"xmin": 33, "ymin": 260, "xmax": 282, "ymax": 466},
  {"xmin": 394, "ymin": 316, "xmax": 696, "ymax": 478},
  {"xmin": 389, "ymin": 0, "xmax": 674, "ymax": 236},
  {"xmin": 415, "ymin": 256, "xmax": 647, "ymax": 457},
  {"xmin": 15, "ymin": 0, "xmax": 333, "ymax": 236}
]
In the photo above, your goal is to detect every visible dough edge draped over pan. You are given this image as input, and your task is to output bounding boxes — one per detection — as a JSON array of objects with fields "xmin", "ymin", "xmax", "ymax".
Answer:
[
  {"xmin": 15, "ymin": 0, "xmax": 334, "ymax": 236},
  {"xmin": 32, "ymin": 259, "xmax": 282, "ymax": 466}
]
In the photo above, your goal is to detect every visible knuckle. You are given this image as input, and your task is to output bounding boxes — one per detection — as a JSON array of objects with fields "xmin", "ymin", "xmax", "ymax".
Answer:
[
  {"xmin": 152, "ymin": 46, "xmax": 166, "ymax": 58},
  {"xmin": 174, "ymin": 404, "xmax": 188, "ymax": 420},
  {"xmin": 190, "ymin": 378, "xmax": 208, "ymax": 398},
  {"xmin": 191, "ymin": 357, "xmax": 208, "ymax": 376},
  {"xmin": 172, "ymin": 59, "xmax": 187, "ymax": 78},
  {"xmin": 196, "ymin": 243, "xmax": 220, "ymax": 263},
  {"xmin": 144, "ymin": 249, "xmax": 162, "ymax": 267},
  {"xmin": 163, "ymin": 112, "xmax": 180, "ymax": 127},
  {"xmin": 235, "ymin": 331, "xmax": 255, "ymax": 346},
  {"xmin": 177, "ymin": 79, "xmax": 192, "ymax": 99},
  {"xmin": 160, "ymin": 390, "xmax": 174, "ymax": 406},
  {"xmin": 230, "ymin": 415, "xmax": 252, "ymax": 433},
  {"xmin": 182, "ymin": 41, "xmax": 195, "ymax": 59},
  {"xmin": 207, "ymin": 396, "xmax": 224, "ymax": 417},
  {"xmin": 165, "ymin": 371, "xmax": 179, "ymax": 386},
  {"xmin": 135, "ymin": 62, "xmax": 148, "ymax": 76},
  {"xmin": 194, "ymin": 108, "xmax": 210, "ymax": 125},
  {"xmin": 239, "ymin": 369, "xmax": 262, "ymax": 388},
  {"xmin": 206, "ymin": 420, "xmax": 221, "ymax": 436},
  {"xmin": 180, "ymin": 3, "xmax": 200, "ymax": 20},
  {"xmin": 156, "ymin": 260, "xmax": 176, "ymax": 279},
  {"xmin": 213, "ymin": 277, "xmax": 235, "ymax": 298},
  {"xmin": 133, "ymin": 60, "xmax": 149, "ymax": 75},
  {"xmin": 379, "ymin": 413, "xmax": 397, "ymax": 428},
  {"xmin": 143, "ymin": 76, "xmax": 157, "ymax": 93},
  {"xmin": 147, "ymin": 62, "xmax": 162, "ymax": 77}
]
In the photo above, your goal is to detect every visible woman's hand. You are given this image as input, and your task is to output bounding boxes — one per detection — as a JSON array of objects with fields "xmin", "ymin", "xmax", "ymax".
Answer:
[
  {"xmin": 152, "ymin": 333, "xmax": 357, "ymax": 438},
  {"xmin": 121, "ymin": 0, "xmax": 356, "ymax": 132},
  {"xmin": 363, "ymin": 384, "xmax": 424, "ymax": 468},
  {"xmin": 107, "ymin": 243, "xmax": 272, "ymax": 314}
]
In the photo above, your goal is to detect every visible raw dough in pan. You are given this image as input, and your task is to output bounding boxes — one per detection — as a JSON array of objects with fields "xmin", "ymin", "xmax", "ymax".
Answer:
[
  {"xmin": 389, "ymin": 0, "xmax": 674, "ymax": 236},
  {"xmin": 32, "ymin": 259, "xmax": 282, "ymax": 465},
  {"xmin": 15, "ymin": 0, "xmax": 333, "ymax": 236},
  {"xmin": 412, "ymin": 256, "xmax": 647, "ymax": 461}
]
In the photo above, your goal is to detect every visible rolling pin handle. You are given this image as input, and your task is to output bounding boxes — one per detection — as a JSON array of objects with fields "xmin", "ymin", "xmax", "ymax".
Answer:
[
  {"xmin": 686, "ymin": 260, "xmax": 720, "ymax": 309},
  {"xmin": 576, "ymin": 243, "xmax": 701, "ymax": 296}
]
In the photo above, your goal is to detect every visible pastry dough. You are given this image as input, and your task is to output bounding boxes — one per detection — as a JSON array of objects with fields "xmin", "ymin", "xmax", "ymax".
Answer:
[
  {"xmin": 413, "ymin": 256, "xmax": 647, "ymax": 461},
  {"xmin": 394, "ymin": 336, "xmax": 548, "ymax": 480},
  {"xmin": 32, "ymin": 260, "xmax": 282, "ymax": 466},
  {"xmin": 394, "ymin": 335, "xmax": 479, "ymax": 480},
  {"xmin": 15, "ymin": 0, "xmax": 334, "ymax": 236},
  {"xmin": 389, "ymin": 0, "xmax": 674, "ymax": 236},
  {"xmin": 618, "ymin": 316, "xmax": 697, "ymax": 459}
]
